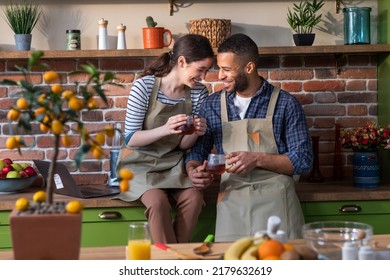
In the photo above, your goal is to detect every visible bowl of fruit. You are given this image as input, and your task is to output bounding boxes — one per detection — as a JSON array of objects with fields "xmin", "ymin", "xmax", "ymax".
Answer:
[{"xmin": 0, "ymin": 158, "xmax": 38, "ymax": 194}]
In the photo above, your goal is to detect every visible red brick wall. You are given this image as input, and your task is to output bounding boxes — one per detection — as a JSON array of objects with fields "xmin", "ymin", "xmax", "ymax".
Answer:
[{"xmin": 0, "ymin": 54, "xmax": 377, "ymax": 184}]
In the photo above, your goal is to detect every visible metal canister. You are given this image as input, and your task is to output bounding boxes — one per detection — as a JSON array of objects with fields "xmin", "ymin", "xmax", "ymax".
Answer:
[{"xmin": 66, "ymin": 29, "xmax": 81, "ymax": 50}]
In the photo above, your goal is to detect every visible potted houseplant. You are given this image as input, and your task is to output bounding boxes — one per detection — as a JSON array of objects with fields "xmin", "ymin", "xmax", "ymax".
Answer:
[
  {"xmin": 1, "ymin": 51, "xmax": 123, "ymax": 259},
  {"xmin": 142, "ymin": 16, "xmax": 172, "ymax": 49},
  {"xmin": 340, "ymin": 122, "xmax": 390, "ymax": 188},
  {"xmin": 286, "ymin": 0, "xmax": 324, "ymax": 46},
  {"xmin": 2, "ymin": 0, "xmax": 42, "ymax": 50}
]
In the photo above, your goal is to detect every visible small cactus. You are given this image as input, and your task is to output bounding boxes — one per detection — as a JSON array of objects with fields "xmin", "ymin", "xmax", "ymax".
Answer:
[{"xmin": 146, "ymin": 16, "xmax": 157, "ymax": 27}]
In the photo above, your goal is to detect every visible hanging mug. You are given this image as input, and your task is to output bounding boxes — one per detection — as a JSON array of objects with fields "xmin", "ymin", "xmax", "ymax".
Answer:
[{"xmin": 142, "ymin": 27, "xmax": 172, "ymax": 49}]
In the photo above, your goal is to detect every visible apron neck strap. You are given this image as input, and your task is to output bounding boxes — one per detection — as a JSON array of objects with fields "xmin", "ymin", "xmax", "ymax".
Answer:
[
  {"xmin": 184, "ymin": 86, "xmax": 192, "ymax": 115},
  {"xmin": 266, "ymin": 87, "xmax": 280, "ymax": 118},
  {"xmin": 221, "ymin": 90, "xmax": 228, "ymax": 122},
  {"xmin": 148, "ymin": 76, "xmax": 162, "ymax": 112}
]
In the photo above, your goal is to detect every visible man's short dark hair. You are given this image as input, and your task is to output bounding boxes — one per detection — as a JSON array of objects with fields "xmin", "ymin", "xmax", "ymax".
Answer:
[{"xmin": 217, "ymin": 33, "xmax": 259, "ymax": 67}]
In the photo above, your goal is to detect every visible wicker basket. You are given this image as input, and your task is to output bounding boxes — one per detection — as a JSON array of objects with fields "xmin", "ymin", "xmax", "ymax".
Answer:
[{"xmin": 189, "ymin": 18, "xmax": 231, "ymax": 48}]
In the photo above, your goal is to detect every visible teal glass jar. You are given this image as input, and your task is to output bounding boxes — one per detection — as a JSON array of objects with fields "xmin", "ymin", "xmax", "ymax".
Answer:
[{"xmin": 343, "ymin": 7, "xmax": 371, "ymax": 45}]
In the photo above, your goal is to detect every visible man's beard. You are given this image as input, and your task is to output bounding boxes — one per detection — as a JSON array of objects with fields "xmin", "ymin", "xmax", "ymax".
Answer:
[{"xmin": 233, "ymin": 72, "xmax": 249, "ymax": 92}]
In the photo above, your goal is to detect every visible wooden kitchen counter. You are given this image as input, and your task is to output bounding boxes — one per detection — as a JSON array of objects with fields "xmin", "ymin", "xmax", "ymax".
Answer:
[
  {"xmin": 0, "ymin": 234, "xmax": 389, "ymax": 260},
  {"xmin": 2, "ymin": 180, "xmax": 390, "ymax": 210}
]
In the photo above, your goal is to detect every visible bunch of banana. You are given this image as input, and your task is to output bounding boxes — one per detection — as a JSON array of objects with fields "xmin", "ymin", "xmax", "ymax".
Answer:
[{"xmin": 224, "ymin": 235, "xmax": 266, "ymax": 260}]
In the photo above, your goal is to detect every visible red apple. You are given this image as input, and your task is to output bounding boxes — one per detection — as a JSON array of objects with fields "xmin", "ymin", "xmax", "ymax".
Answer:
[
  {"xmin": 3, "ymin": 158, "xmax": 13, "ymax": 165},
  {"xmin": 0, "ymin": 172, "xmax": 5, "ymax": 179},
  {"xmin": 19, "ymin": 170, "xmax": 29, "ymax": 178},
  {"xmin": 24, "ymin": 166, "xmax": 37, "ymax": 176},
  {"xmin": 2, "ymin": 165, "xmax": 14, "ymax": 176}
]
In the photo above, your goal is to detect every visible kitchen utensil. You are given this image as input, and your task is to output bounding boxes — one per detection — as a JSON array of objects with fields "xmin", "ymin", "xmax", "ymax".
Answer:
[
  {"xmin": 193, "ymin": 234, "xmax": 214, "ymax": 255},
  {"xmin": 155, "ymin": 242, "xmax": 201, "ymax": 260}
]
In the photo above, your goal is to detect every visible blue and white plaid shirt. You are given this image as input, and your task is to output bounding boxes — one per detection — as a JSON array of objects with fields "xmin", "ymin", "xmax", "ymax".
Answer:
[{"xmin": 186, "ymin": 78, "xmax": 313, "ymax": 175}]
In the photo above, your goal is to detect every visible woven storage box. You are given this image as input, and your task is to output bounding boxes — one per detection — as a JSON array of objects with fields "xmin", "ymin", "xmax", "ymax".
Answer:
[{"xmin": 189, "ymin": 18, "xmax": 231, "ymax": 48}]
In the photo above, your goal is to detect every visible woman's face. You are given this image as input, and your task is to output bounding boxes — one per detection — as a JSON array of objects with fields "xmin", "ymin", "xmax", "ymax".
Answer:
[{"xmin": 180, "ymin": 57, "xmax": 213, "ymax": 88}]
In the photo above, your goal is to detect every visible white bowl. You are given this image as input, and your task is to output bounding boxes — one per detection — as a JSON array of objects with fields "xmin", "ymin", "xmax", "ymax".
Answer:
[
  {"xmin": 302, "ymin": 221, "xmax": 373, "ymax": 260},
  {"xmin": 0, "ymin": 176, "xmax": 37, "ymax": 194}
]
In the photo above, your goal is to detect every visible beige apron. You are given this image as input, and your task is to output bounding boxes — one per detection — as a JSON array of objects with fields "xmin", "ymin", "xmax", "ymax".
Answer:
[
  {"xmin": 115, "ymin": 77, "xmax": 193, "ymax": 202},
  {"xmin": 215, "ymin": 88, "xmax": 304, "ymax": 242}
]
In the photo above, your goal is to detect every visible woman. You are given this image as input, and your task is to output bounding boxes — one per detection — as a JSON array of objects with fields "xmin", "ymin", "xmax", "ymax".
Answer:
[{"xmin": 116, "ymin": 34, "xmax": 214, "ymax": 243}]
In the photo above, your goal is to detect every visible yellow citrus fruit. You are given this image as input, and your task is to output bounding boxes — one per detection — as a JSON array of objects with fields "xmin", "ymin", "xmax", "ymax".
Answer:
[
  {"xmin": 61, "ymin": 90, "xmax": 74, "ymax": 99},
  {"xmin": 40, "ymin": 123, "xmax": 50, "ymax": 133},
  {"xmin": 119, "ymin": 169, "xmax": 134, "ymax": 180},
  {"xmin": 34, "ymin": 107, "xmax": 46, "ymax": 117},
  {"xmin": 258, "ymin": 239, "xmax": 285, "ymax": 260},
  {"xmin": 104, "ymin": 125, "xmax": 115, "ymax": 137},
  {"xmin": 5, "ymin": 137, "xmax": 18, "ymax": 149},
  {"xmin": 87, "ymin": 98, "xmax": 97, "ymax": 109},
  {"xmin": 51, "ymin": 119, "xmax": 63, "ymax": 135},
  {"xmin": 7, "ymin": 109, "xmax": 20, "ymax": 121},
  {"xmin": 119, "ymin": 180, "xmax": 130, "ymax": 192},
  {"xmin": 51, "ymin": 84, "xmax": 62, "ymax": 94},
  {"xmin": 92, "ymin": 146, "xmax": 103, "ymax": 159},
  {"xmin": 15, "ymin": 197, "xmax": 29, "ymax": 211},
  {"xmin": 16, "ymin": 97, "xmax": 29, "ymax": 110},
  {"xmin": 68, "ymin": 97, "xmax": 83, "ymax": 111},
  {"xmin": 38, "ymin": 93, "xmax": 47, "ymax": 103},
  {"xmin": 66, "ymin": 200, "xmax": 83, "ymax": 214},
  {"xmin": 43, "ymin": 70, "xmax": 59, "ymax": 83},
  {"xmin": 33, "ymin": 191, "xmax": 46, "ymax": 203},
  {"xmin": 95, "ymin": 132, "xmax": 105, "ymax": 145},
  {"xmin": 61, "ymin": 134, "xmax": 72, "ymax": 146}
]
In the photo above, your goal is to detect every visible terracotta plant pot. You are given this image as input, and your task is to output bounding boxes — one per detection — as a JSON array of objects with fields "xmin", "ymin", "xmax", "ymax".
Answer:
[
  {"xmin": 10, "ymin": 209, "xmax": 82, "ymax": 260},
  {"xmin": 142, "ymin": 27, "xmax": 172, "ymax": 49}
]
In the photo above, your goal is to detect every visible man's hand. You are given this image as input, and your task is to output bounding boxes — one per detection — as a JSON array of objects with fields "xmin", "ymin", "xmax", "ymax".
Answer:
[
  {"xmin": 187, "ymin": 160, "xmax": 214, "ymax": 190},
  {"xmin": 225, "ymin": 151, "xmax": 258, "ymax": 174}
]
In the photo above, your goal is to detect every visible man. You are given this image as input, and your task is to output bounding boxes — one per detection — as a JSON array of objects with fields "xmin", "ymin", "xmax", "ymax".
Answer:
[{"xmin": 185, "ymin": 34, "xmax": 313, "ymax": 242}]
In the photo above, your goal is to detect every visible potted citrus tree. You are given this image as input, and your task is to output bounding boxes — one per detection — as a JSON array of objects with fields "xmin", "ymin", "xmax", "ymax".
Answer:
[
  {"xmin": 286, "ymin": 0, "xmax": 324, "ymax": 46},
  {"xmin": 2, "ymin": 0, "xmax": 42, "ymax": 50},
  {"xmin": 142, "ymin": 16, "xmax": 172, "ymax": 49},
  {"xmin": 1, "ymin": 51, "xmax": 122, "ymax": 259}
]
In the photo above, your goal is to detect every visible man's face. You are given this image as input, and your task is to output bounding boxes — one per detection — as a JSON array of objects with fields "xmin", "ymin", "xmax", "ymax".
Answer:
[{"xmin": 216, "ymin": 52, "xmax": 249, "ymax": 93}]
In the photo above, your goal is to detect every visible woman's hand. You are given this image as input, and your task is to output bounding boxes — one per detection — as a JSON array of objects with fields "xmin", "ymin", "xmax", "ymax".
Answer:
[{"xmin": 164, "ymin": 114, "xmax": 188, "ymax": 135}]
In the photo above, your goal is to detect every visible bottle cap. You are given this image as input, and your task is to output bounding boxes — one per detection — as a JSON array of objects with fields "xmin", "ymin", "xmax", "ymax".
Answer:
[{"xmin": 117, "ymin": 23, "xmax": 126, "ymax": 31}]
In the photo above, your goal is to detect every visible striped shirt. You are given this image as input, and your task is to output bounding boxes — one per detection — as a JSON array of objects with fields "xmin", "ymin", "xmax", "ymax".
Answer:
[
  {"xmin": 125, "ymin": 75, "xmax": 209, "ymax": 142},
  {"xmin": 186, "ymin": 78, "xmax": 313, "ymax": 175}
]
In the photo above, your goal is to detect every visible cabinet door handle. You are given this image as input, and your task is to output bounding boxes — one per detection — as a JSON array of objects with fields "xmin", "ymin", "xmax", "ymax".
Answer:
[
  {"xmin": 339, "ymin": 205, "xmax": 362, "ymax": 213},
  {"xmin": 98, "ymin": 211, "xmax": 122, "ymax": 219}
]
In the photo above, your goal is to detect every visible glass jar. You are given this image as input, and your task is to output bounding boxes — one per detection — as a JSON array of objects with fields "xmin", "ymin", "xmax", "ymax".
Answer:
[{"xmin": 343, "ymin": 7, "xmax": 371, "ymax": 45}]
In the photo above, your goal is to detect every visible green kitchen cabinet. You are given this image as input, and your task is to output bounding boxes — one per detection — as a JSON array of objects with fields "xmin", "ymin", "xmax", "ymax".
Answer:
[
  {"xmin": 0, "ymin": 204, "xmax": 217, "ymax": 250},
  {"xmin": 301, "ymin": 200, "xmax": 390, "ymax": 234}
]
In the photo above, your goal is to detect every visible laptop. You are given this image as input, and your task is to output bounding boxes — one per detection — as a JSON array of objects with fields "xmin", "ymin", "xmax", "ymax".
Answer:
[{"xmin": 33, "ymin": 160, "xmax": 120, "ymax": 198}]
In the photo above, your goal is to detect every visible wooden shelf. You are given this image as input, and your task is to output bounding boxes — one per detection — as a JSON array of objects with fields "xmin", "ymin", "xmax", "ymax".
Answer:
[{"xmin": 1, "ymin": 45, "xmax": 390, "ymax": 60}]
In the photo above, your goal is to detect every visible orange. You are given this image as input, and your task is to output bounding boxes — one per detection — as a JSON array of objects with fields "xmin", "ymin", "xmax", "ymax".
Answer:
[
  {"xmin": 258, "ymin": 239, "xmax": 285, "ymax": 260},
  {"xmin": 34, "ymin": 107, "xmax": 46, "ymax": 117},
  {"xmin": 119, "ymin": 180, "xmax": 130, "ymax": 192},
  {"xmin": 5, "ymin": 137, "xmax": 18, "ymax": 149},
  {"xmin": 66, "ymin": 200, "xmax": 83, "ymax": 214},
  {"xmin": 15, "ymin": 197, "xmax": 29, "ymax": 211},
  {"xmin": 51, "ymin": 84, "xmax": 63, "ymax": 94},
  {"xmin": 262, "ymin": 255, "xmax": 280, "ymax": 260},
  {"xmin": 95, "ymin": 132, "xmax": 105, "ymax": 145},
  {"xmin": 40, "ymin": 123, "xmax": 50, "ymax": 133},
  {"xmin": 87, "ymin": 98, "xmax": 97, "ymax": 109},
  {"xmin": 7, "ymin": 109, "xmax": 20, "ymax": 121},
  {"xmin": 61, "ymin": 90, "xmax": 74, "ymax": 99},
  {"xmin": 68, "ymin": 97, "xmax": 83, "ymax": 111},
  {"xmin": 119, "ymin": 169, "xmax": 134, "ymax": 180},
  {"xmin": 33, "ymin": 191, "xmax": 46, "ymax": 203},
  {"xmin": 51, "ymin": 119, "xmax": 63, "ymax": 135},
  {"xmin": 104, "ymin": 125, "xmax": 115, "ymax": 137},
  {"xmin": 283, "ymin": 243, "xmax": 296, "ymax": 251},
  {"xmin": 43, "ymin": 70, "xmax": 59, "ymax": 83},
  {"xmin": 92, "ymin": 146, "xmax": 103, "ymax": 159},
  {"xmin": 38, "ymin": 93, "xmax": 47, "ymax": 103},
  {"xmin": 16, "ymin": 97, "xmax": 29, "ymax": 110},
  {"xmin": 61, "ymin": 134, "xmax": 72, "ymax": 146}
]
